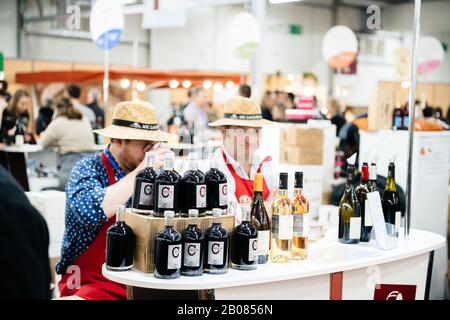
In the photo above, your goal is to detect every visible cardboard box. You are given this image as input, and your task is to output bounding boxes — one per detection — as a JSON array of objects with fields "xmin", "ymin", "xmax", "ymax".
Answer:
[
  {"xmin": 280, "ymin": 145, "xmax": 323, "ymax": 165},
  {"xmin": 124, "ymin": 210, "xmax": 235, "ymax": 273},
  {"xmin": 280, "ymin": 127, "xmax": 323, "ymax": 147}
]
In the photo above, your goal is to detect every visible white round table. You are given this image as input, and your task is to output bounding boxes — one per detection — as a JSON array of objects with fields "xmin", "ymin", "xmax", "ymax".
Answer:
[{"xmin": 102, "ymin": 229, "xmax": 445, "ymax": 300}]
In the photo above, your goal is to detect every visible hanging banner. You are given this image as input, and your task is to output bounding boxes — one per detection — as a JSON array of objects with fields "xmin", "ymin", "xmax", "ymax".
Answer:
[
  {"xmin": 90, "ymin": 0, "xmax": 124, "ymax": 50},
  {"xmin": 322, "ymin": 25, "xmax": 358, "ymax": 69},
  {"xmin": 228, "ymin": 12, "xmax": 261, "ymax": 60},
  {"xmin": 417, "ymin": 36, "xmax": 444, "ymax": 74}
]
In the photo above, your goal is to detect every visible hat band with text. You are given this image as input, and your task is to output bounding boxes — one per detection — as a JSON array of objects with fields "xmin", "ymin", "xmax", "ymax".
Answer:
[
  {"xmin": 224, "ymin": 113, "xmax": 262, "ymax": 120},
  {"xmin": 112, "ymin": 119, "xmax": 159, "ymax": 130}
]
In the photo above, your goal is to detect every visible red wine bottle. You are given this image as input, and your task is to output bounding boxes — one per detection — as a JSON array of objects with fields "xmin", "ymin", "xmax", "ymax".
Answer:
[
  {"xmin": 231, "ymin": 206, "xmax": 258, "ymax": 270},
  {"xmin": 106, "ymin": 205, "xmax": 134, "ymax": 271},
  {"xmin": 382, "ymin": 162, "xmax": 401, "ymax": 238},
  {"xmin": 204, "ymin": 208, "xmax": 229, "ymax": 274},
  {"xmin": 355, "ymin": 163, "xmax": 372, "ymax": 242},
  {"xmin": 154, "ymin": 152, "xmax": 180, "ymax": 217},
  {"xmin": 181, "ymin": 209, "xmax": 205, "ymax": 277},
  {"xmin": 205, "ymin": 158, "xmax": 227, "ymax": 212},
  {"xmin": 154, "ymin": 210, "xmax": 182, "ymax": 279},
  {"xmin": 131, "ymin": 151, "xmax": 157, "ymax": 214},
  {"xmin": 179, "ymin": 152, "xmax": 207, "ymax": 216}
]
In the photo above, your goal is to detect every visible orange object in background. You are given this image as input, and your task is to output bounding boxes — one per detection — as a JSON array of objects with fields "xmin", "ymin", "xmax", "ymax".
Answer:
[{"xmin": 413, "ymin": 118, "xmax": 444, "ymax": 131}]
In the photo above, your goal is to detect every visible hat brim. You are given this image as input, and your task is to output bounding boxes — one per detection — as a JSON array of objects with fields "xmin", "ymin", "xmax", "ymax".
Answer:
[
  {"xmin": 94, "ymin": 125, "xmax": 174, "ymax": 142},
  {"xmin": 208, "ymin": 118, "xmax": 274, "ymax": 128}
]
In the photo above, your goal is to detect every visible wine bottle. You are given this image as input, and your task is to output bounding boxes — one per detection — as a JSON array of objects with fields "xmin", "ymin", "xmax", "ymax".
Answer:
[
  {"xmin": 338, "ymin": 164, "xmax": 362, "ymax": 244},
  {"xmin": 355, "ymin": 163, "xmax": 372, "ymax": 242},
  {"xmin": 270, "ymin": 172, "xmax": 293, "ymax": 263},
  {"xmin": 250, "ymin": 173, "xmax": 270, "ymax": 264},
  {"xmin": 231, "ymin": 204, "xmax": 258, "ymax": 270},
  {"xmin": 205, "ymin": 158, "xmax": 227, "ymax": 213},
  {"xmin": 154, "ymin": 210, "xmax": 182, "ymax": 279},
  {"xmin": 382, "ymin": 162, "xmax": 401, "ymax": 238},
  {"xmin": 131, "ymin": 151, "xmax": 157, "ymax": 214},
  {"xmin": 402, "ymin": 105, "xmax": 409, "ymax": 130},
  {"xmin": 292, "ymin": 172, "xmax": 309, "ymax": 260},
  {"xmin": 392, "ymin": 106, "xmax": 402, "ymax": 130},
  {"xmin": 179, "ymin": 152, "xmax": 207, "ymax": 216},
  {"xmin": 154, "ymin": 151, "xmax": 180, "ymax": 216},
  {"xmin": 15, "ymin": 118, "xmax": 24, "ymax": 146},
  {"xmin": 204, "ymin": 208, "xmax": 229, "ymax": 274},
  {"xmin": 181, "ymin": 209, "xmax": 204, "ymax": 277},
  {"xmin": 105, "ymin": 205, "xmax": 134, "ymax": 271},
  {"xmin": 368, "ymin": 162, "xmax": 378, "ymax": 192}
]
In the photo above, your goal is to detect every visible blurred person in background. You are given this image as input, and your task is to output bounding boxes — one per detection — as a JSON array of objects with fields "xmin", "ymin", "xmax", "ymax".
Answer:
[
  {"xmin": 0, "ymin": 164, "xmax": 51, "ymax": 299},
  {"xmin": 36, "ymin": 98, "xmax": 54, "ymax": 135},
  {"xmin": 272, "ymin": 103, "xmax": 287, "ymax": 122},
  {"xmin": 86, "ymin": 87, "xmax": 105, "ymax": 144},
  {"xmin": 260, "ymin": 91, "xmax": 273, "ymax": 121},
  {"xmin": 329, "ymin": 99, "xmax": 346, "ymax": 136},
  {"xmin": 285, "ymin": 92, "xmax": 296, "ymax": 109},
  {"xmin": 0, "ymin": 89, "xmax": 35, "ymax": 145},
  {"xmin": 183, "ymin": 86, "xmax": 209, "ymax": 130},
  {"xmin": 238, "ymin": 84, "xmax": 252, "ymax": 98},
  {"xmin": 64, "ymin": 84, "xmax": 96, "ymax": 128},
  {"xmin": 39, "ymin": 97, "xmax": 95, "ymax": 190}
]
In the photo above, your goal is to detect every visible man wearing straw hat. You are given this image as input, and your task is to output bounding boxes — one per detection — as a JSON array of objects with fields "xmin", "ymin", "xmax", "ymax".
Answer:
[
  {"xmin": 209, "ymin": 96, "xmax": 278, "ymax": 223},
  {"xmin": 55, "ymin": 101, "xmax": 171, "ymax": 300}
]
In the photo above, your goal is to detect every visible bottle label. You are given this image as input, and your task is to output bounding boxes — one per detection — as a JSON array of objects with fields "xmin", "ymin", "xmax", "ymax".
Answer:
[
  {"xmin": 349, "ymin": 217, "xmax": 361, "ymax": 239},
  {"xmin": 403, "ymin": 116, "xmax": 409, "ymax": 127},
  {"xmin": 167, "ymin": 244, "xmax": 182, "ymax": 269},
  {"xmin": 219, "ymin": 183, "xmax": 228, "ymax": 206},
  {"xmin": 395, "ymin": 211, "xmax": 401, "ymax": 233},
  {"xmin": 183, "ymin": 242, "xmax": 201, "ymax": 267},
  {"xmin": 139, "ymin": 182, "xmax": 154, "ymax": 206},
  {"xmin": 394, "ymin": 115, "xmax": 402, "ymax": 128},
  {"xmin": 293, "ymin": 214, "xmax": 309, "ymax": 237},
  {"xmin": 158, "ymin": 185, "xmax": 174, "ymax": 209},
  {"xmin": 207, "ymin": 241, "xmax": 224, "ymax": 265},
  {"xmin": 364, "ymin": 200, "xmax": 373, "ymax": 227},
  {"xmin": 248, "ymin": 238, "xmax": 258, "ymax": 262},
  {"xmin": 15, "ymin": 135, "xmax": 24, "ymax": 146},
  {"xmin": 257, "ymin": 230, "xmax": 270, "ymax": 256},
  {"xmin": 272, "ymin": 215, "xmax": 293, "ymax": 240},
  {"xmin": 196, "ymin": 184, "xmax": 207, "ymax": 208}
]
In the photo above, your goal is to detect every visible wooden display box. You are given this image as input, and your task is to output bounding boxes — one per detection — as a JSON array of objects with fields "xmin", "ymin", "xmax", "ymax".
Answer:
[
  {"xmin": 124, "ymin": 210, "xmax": 235, "ymax": 273},
  {"xmin": 280, "ymin": 127, "xmax": 323, "ymax": 147},
  {"xmin": 279, "ymin": 145, "xmax": 323, "ymax": 165}
]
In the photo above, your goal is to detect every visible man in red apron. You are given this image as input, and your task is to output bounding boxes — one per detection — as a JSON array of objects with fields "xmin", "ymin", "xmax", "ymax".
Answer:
[
  {"xmin": 208, "ymin": 96, "xmax": 277, "ymax": 223},
  {"xmin": 55, "ymin": 101, "xmax": 172, "ymax": 300}
]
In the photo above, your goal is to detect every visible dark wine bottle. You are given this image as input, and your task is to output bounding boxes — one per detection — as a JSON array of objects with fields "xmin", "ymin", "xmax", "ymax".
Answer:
[
  {"xmin": 131, "ymin": 151, "xmax": 157, "ymax": 215},
  {"xmin": 231, "ymin": 205, "xmax": 258, "ymax": 270},
  {"xmin": 355, "ymin": 163, "xmax": 372, "ymax": 242},
  {"xmin": 204, "ymin": 208, "xmax": 229, "ymax": 274},
  {"xmin": 15, "ymin": 118, "xmax": 24, "ymax": 146},
  {"xmin": 250, "ymin": 173, "xmax": 270, "ymax": 264},
  {"xmin": 179, "ymin": 152, "xmax": 207, "ymax": 216},
  {"xmin": 154, "ymin": 210, "xmax": 182, "ymax": 279},
  {"xmin": 105, "ymin": 205, "xmax": 134, "ymax": 271},
  {"xmin": 205, "ymin": 158, "xmax": 227, "ymax": 213},
  {"xmin": 338, "ymin": 164, "xmax": 361, "ymax": 244},
  {"xmin": 392, "ymin": 106, "xmax": 402, "ymax": 130},
  {"xmin": 382, "ymin": 162, "xmax": 401, "ymax": 238},
  {"xmin": 181, "ymin": 209, "xmax": 204, "ymax": 277},
  {"xmin": 154, "ymin": 152, "xmax": 180, "ymax": 217},
  {"xmin": 368, "ymin": 162, "xmax": 378, "ymax": 192}
]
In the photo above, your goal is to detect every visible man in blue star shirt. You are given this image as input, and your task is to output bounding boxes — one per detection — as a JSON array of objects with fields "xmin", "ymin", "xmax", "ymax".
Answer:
[{"xmin": 56, "ymin": 101, "xmax": 172, "ymax": 300}]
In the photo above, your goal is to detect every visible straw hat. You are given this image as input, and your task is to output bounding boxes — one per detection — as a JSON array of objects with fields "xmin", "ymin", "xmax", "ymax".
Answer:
[
  {"xmin": 209, "ymin": 96, "xmax": 273, "ymax": 127},
  {"xmin": 94, "ymin": 101, "xmax": 172, "ymax": 141}
]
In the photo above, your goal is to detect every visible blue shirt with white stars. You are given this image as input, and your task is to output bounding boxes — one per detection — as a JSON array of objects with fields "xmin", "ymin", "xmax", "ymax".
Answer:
[{"xmin": 55, "ymin": 146, "xmax": 130, "ymax": 274}]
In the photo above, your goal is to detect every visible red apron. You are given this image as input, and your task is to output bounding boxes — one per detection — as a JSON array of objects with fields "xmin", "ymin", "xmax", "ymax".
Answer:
[
  {"xmin": 221, "ymin": 149, "xmax": 272, "ymax": 202},
  {"xmin": 58, "ymin": 153, "xmax": 126, "ymax": 300}
]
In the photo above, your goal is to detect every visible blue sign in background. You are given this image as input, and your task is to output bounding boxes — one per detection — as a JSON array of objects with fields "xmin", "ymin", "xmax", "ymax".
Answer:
[{"xmin": 95, "ymin": 29, "xmax": 122, "ymax": 50}]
